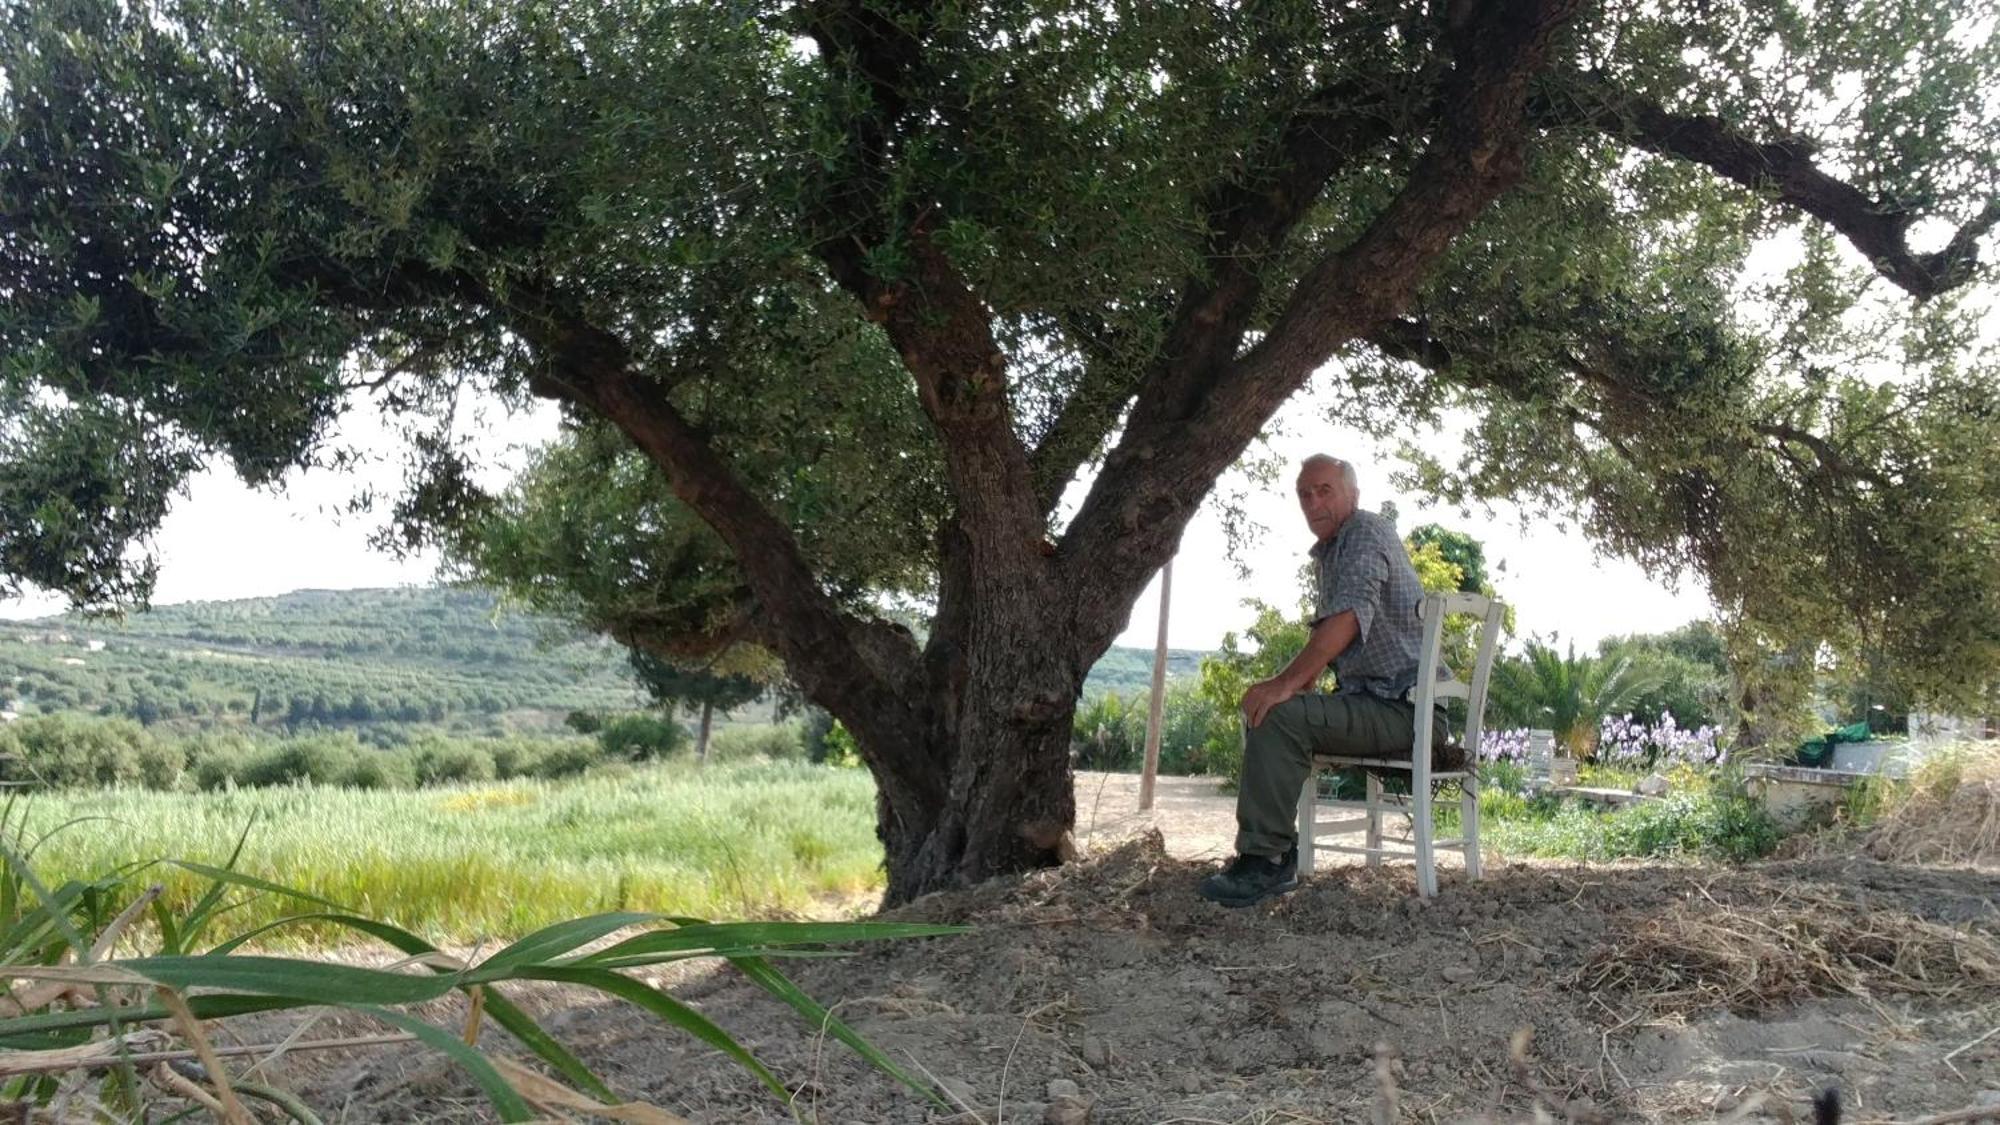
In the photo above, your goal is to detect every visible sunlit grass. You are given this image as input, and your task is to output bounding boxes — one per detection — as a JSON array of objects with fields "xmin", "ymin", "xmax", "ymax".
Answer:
[{"xmin": 26, "ymin": 762, "xmax": 883, "ymax": 943}]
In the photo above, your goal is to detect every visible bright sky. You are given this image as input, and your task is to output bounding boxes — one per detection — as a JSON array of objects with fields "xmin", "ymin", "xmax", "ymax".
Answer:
[{"xmin": 0, "ymin": 378, "xmax": 1714, "ymax": 652}]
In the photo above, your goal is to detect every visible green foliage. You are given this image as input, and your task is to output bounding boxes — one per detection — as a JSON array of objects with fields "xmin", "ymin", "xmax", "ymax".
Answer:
[
  {"xmin": 1071, "ymin": 693, "xmax": 1144, "ymax": 771},
  {"xmin": 1406, "ymin": 524, "xmax": 1487, "ymax": 593},
  {"xmin": 409, "ymin": 736, "xmax": 499, "ymax": 785},
  {"xmin": 0, "ymin": 714, "xmax": 160, "ymax": 789},
  {"xmin": 597, "ymin": 714, "xmax": 689, "ymax": 762},
  {"xmin": 627, "ymin": 649, "xmax": 767, "ymax": 718},
  {"xmin": 820, "ymin": 721, "xmax": 864, "ymax": 769},
  {"xmin": 1485, "ymin": 786, "xmax": 1782, "ymax": 863},
  {"xmin": 1599, "ymin": 622, "xmax": 1731, "ymax": 729},
  {"xmin": 1489, "ymin": 639, "xmax": 1659, "ymax": 755}
]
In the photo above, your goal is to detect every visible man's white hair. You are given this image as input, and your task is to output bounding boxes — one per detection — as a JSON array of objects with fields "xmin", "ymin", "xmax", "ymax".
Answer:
[{"xmin": 1300, "ymin": 453, "xmax": 1358, "ymax": 492}]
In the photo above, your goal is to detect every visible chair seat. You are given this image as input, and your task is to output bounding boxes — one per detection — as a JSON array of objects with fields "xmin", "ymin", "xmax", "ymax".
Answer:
[{"xmin": 1312, "ymin": 748, "xmax": 1469, "ymax": 773}]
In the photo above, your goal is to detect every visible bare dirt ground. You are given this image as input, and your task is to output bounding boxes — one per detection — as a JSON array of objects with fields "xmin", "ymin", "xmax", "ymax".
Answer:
[{"xmin": 247, "ymin": 773, "xmax": 2000, "ymax": 1124}]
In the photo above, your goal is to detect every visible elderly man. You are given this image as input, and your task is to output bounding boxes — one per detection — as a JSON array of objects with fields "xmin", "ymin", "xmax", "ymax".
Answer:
[{"xmin": 1199, "ymin": 454, "xmax": 1448, "ymax": 907}]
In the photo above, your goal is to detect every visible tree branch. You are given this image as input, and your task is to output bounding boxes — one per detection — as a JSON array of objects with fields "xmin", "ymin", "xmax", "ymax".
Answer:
[
  {"xmin": 1027, "ymin": 81, "xmax": 1401, "ymax": 513},
  {"xmin": 1059, "ymin": 0, "xmax": 1581, "ymax": 657},
  {"xmin": 805, "ymin": 2, "xmax": 1045, "ymax": 580},
  {"xmin": 1545, "ymin": 77, "xmax": 1999, "ymax": 301},
  {"xmin": 1365, "ymin": 318, "xmax": 1898, "ymax": 494},
  {"xmin": 495, "ymin": 277, "xmax": 944, "ymax": 808}
]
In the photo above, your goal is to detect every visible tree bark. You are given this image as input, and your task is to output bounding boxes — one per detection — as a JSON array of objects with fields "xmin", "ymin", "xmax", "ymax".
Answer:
[{"xmin": 695, "ymin": 700, "xmax": 713, "ymax": 764}]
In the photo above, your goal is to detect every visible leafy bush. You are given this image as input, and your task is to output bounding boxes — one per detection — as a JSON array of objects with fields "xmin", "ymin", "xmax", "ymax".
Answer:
[
  {"xmin": 710, "ymin": 723, "xmax": 805, "ymax": 762},
  {"xmin": 821, "ymin": 720, "xmax": 864, "ymax": 768},
  {"xmin": 410, "ymin": 737, "xmax": 498, "ymax": 784},
  {"xmin": 599, "ymin": 714, "xmax": 689, "ymax": 761},
  {"xmin": 239, "ymin": 733, "xmax": 364, "ymax": 787},
  {"xmin": 1485, "ymin": 786, "xmax": 1781, "ymax": 863},
  {"xmin": 190, "ymin": 735, "xmax": 258, "ymax": 791},
  {"xmin": 1071, "ymin": 693, "xmax": 1143, "ymax": 770},
  {"xmin": 343, "ymin": 750, "xmax": 418, "ymax": 790},
  {"xmin": 1606, "ymin": 790, "xmax": 1780, "ymax": 862},
  {"xmin": 0, "ymin": 714, "xmax": 162, "ymax": 788}
]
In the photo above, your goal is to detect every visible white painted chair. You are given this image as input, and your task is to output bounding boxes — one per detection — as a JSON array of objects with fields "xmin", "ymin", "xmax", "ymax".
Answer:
[{"xmin": 1295, "ymin": 592, "xmax": 1505, "ymax": 898}]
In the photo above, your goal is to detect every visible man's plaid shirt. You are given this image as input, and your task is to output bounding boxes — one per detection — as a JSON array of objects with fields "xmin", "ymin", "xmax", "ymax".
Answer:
[{"xmin": 1310, "ymin": 508, "xmax": 1426, "ymax": 701}]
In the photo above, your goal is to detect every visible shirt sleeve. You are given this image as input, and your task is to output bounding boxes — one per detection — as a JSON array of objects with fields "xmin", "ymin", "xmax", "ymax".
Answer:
[{"xmin": 1313, "ymin": 528, "xmax": 1390, "ymax": 643}]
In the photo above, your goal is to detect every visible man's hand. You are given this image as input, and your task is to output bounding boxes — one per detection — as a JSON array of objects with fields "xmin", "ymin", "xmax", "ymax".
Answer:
[{"xmin": 1241, "ymin": 678, "xmax": 1298, "ymax": 729}]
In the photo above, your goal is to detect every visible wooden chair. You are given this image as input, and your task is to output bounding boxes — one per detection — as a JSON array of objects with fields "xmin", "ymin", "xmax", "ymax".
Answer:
[{"xmin": 1294, "ymin": 592, "xmax": 1505, "ymax": 897}]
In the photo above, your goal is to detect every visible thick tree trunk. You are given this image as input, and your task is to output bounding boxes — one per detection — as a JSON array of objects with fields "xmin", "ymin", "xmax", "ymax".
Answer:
[
  {"xmin": 832, "ymin": 557, "xmax": 1082, "ymax": 906},
  {"xmin": 695, "ymin": 700, "xmax": 713, "ymax": 763},
  {"xmin": 871, "ymin": 705, "xmax": 1076, "ymax": 906}
]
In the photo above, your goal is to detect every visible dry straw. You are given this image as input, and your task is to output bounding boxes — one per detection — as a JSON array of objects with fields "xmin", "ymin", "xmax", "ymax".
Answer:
[{"xmin": 1574, "ymin": 885, "xmax": 2000, "ymax": 1016}]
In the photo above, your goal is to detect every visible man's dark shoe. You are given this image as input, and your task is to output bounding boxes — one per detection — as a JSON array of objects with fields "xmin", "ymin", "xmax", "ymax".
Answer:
[{"xmin": 1198, "ymin": 846, "xmax": 1299, "ymax": 907}]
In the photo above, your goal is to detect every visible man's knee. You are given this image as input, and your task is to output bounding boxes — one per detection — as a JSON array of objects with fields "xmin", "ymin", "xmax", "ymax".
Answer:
[{"xmin": 1245, "ymin": 696, "xmax": 1313, "ymax": 755}]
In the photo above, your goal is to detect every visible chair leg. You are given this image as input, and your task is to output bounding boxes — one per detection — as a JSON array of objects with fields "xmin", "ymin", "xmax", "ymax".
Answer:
[
  {"xmin": 1461, "ymin": 773, "xmax": 1482, "ymax": 881},
  {"xmin": 1413, "ymin": 776, "xmax": 1437, "ymax": 898},
  {"xmin": 1364, "ymin": 772, "xmax": 1383, "ymax": 869},
  {"xmin": 1296, "ymin": 767, "xmax": 1317, "ymax": 877}
]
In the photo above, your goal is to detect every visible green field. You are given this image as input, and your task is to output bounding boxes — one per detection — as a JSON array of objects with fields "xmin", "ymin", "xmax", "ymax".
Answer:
[{"xmin": 22, "ymin": 762, "xmax": 884, "ymax": 943}]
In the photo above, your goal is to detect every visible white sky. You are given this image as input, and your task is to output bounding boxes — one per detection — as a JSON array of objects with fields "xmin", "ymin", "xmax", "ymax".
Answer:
[{"xmin": 0, "ymin": 378, "xmax": 1713, "ymax": 653}]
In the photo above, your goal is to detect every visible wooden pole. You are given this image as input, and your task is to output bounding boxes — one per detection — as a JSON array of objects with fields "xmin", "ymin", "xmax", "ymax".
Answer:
[{"xmin": 1139, "ymin": 559, "xmax": 1172, "ymax": 811}]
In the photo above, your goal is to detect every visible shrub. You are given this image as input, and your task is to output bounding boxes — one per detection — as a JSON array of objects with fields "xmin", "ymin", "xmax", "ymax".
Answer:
[
  {"xmin": 1486, "ymin": 787, "xmax": 1781, "ymax": 863},
  {"xmin": 1158, "ymin": 683, "xmax": 1236, "ymax": 777},
  {"xmin": 189, "ymin": 735, "xmax": 260, "ymax": 791},
  {"xmin": 342, "ymin": 751, "xmax": 418, "ymax": 790},
  {"xmin": 1604, "ymin": 790, "xmax": 1780, "ymax": 862},
  {"xmin": 527, "ymin": 739, "xmax": 603, "ymax": 779},
  {"xmin": 240, "ymin": 734, "xmax": 362, "ymax": 787},
  {"xmin": 0, "ymin": 715, "xmax": 158, "ymax": 788},
  {"xmin": 133, "ymin": 738, "xmax": 188, "ymax": 790},
  {"xmin": 710, "ymin": 723, "xmax": 805, "ymax": 762},
  {"xmin": 410, "ymin": 738, "xmax": 497, "ymax": 784},
  {"xmin": 821, "ymin": 721, "xmax": 864, "ymax": 769},
  {"xmin": 1071, "ymin": 693, "xmax": 1143, "ymax": 771},
  {"xmin": 801, "ymin": 707, "xmax": 837, "ymax": 763},
  {"xmin": 599, "ymin": 714, "xmax": 688, "ymax": 761}
]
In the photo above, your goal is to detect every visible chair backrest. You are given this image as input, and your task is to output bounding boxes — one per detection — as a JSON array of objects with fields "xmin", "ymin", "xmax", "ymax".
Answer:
[{"xmin": 1412, "ymin": 593, "xmax": 1506, "ymax": 758}]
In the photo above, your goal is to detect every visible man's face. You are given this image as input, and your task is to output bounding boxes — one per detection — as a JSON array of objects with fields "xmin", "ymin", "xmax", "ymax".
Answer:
[{"xmin": 1296, "ymin": 461, "xmax": 1356, "ymax": 541}]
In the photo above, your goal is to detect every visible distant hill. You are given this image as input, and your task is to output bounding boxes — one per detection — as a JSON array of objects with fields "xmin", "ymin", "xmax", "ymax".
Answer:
[{"xmin": 0, "ymin": 587, "xmax": 1204, "ymax": 730}]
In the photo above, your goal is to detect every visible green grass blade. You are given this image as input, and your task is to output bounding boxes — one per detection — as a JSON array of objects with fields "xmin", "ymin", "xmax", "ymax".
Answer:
[
  {"xmin": 468, "ymin": 912, "xmax": 659, "ymax": 979},
  {"xmin": 347, "ymin": 1005, "xmax": 535, "ymax": 1123},
  {"xmin": 729, "ymin": 954, "xmax": 944, "ymax": 1108},
  {"xmin": 22, "ymin": 816, "xmax": 123, "ymax": 861},
  {"xmin": 577, "ymin": 949, "xmax": 855, "ymax": 972},
  {"xmin": 206, "ymin": 912, "xmax": 435, "ymax": 957},
  {"xmin": 166, "ymin": 861, "xmax": 351, "ymax": 913},
  {"xmin": 0, "ymin": 880, "xmax": 92, "ymax": 961},
  {"xmin": 569, "ymin": 920, "xmax": 965, "ymax": 967},
  {"xmin": 517, "ymin": 965, "xmax": 787, "ymax": 1101},
  {"xmin": 0, "ymin": 994, "xmax": 305, "ymax": 1042},
  {"xmin": 0, "ymin": 842, "xmax": 86, "ymax": 954},
  {"xmin": 175, "ymin": 819, "xmax": 258, "ymax": 952},
  {"xmin": 477, "ymin": 985, "xmax": 618, "ymax": 1104},
  {"xmin": 117, "ymin": 955, "xmax": 460, "ymax": 1005},
  {"xmin": 149, "ymin": 899, "xmax": 181, "ymax": 955}
]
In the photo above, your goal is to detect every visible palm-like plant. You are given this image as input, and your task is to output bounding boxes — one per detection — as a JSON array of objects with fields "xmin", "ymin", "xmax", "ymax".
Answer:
[{"xmin": 1490, "ymin": 639, "xmax": 1661, "ymax": 756}]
